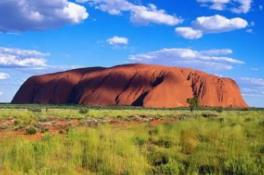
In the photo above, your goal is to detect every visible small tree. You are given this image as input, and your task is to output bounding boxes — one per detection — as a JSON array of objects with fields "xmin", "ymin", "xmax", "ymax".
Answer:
[
  {"xmin": 187, "ymin": 96, "xmax": 199, "ymax": 112},
  {"xmin": 79, "ymin": 108, "xmax": 89, "ymax": 115}
]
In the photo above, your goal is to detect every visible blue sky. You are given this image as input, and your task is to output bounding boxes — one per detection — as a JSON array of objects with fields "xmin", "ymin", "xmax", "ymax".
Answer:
[{"xmin": 0, "ymin": 0, "xmax": 263, "ymax": 107}]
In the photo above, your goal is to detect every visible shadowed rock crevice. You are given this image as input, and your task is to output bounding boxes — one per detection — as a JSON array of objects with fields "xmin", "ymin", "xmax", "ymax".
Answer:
[
  {"xmin": 132, "ymin": 92, "xmax": 149, "ymax": 106},
  {"xmin": 151, "ymin": 76, "xmax": 164, "ymax": 87},
  {"xmin": 115, "ymin": 73, "xmax": 138, "ymax": 104}
]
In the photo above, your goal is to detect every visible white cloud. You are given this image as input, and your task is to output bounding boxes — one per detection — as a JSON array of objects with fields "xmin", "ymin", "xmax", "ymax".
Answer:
[
  {"xmin": 129, "ymin": 48, "xmax": 243, "ymax": 71},
  {"xmin": 129, "ymin": 4, "xmax": 182, "ymax": 26},
  {"xmin": 176, "ymin": 15, "xmax": 248, "ymax": 39},
  {"xmin": 107, "ymin": 36, "xmax": 128, "ymax": 46},
  {"xmin": 77, "ymin": 0, "xmax": 131, "ymax": 15},
  {"xmin": 0, "ymin": 0, "xmax": 88, "ymax": 32},
  {"xmin": 78, "ymin": 0, "xmax": 182, "ymax": 26},
  {"xmin": 199, "ymin": 0, "xmax": 230, "ymax": 10},
  {"xmin": 197, "ymin": 0, "xmax": 253, "ymax": 14},
  {"xmin": 175, "ymin": 27, "xmax": 203, "ymax": 39},
  {"xmin": 231, "ymin": 0, "xmax": 252, "ymax": 14},
  {"xmin": 200, "ymin": 49, "xmax": 233, "ymax": 55},
  {"xmin": 0, "ymin": 72, "xmax": 9, "ymax": 80},
  {"xmin": 194, "ymin": 15, "xmax": 248, "ymax": 33},
  {"xmin": 0, "ymin": 92, "xmax": 2, "ymax": 96},
  {"xmin": 239, "ymin": 77, "xmax": 264, "ymax": 86},
  {"xmin": 0, "ymin": 47, "xmax": 47, "ymax": 68},
  {"xmin": 237, "ymin": 77, "xmax": 264, "ymax": 97}
]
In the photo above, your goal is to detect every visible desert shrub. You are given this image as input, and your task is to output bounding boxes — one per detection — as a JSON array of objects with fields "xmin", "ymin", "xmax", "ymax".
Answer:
[
  {"xmin": 186, "ymin": 96, "xmax": 199, "ymax": 112},
  {"xmin": 201, "ymin": 112, "xmax": 219, "ymax": 118},
  {"xmin": 259, "ymin": 146, "xmax": 264, "ymax": 153},
  {"xmin": 149, "ymin": 138, "xmax": 173, "ymax": 148},
  {"xmin": 216, "ymin": 107, "xmax": 223, "ymax": 113},
  {"xmin": 14, "ymin": 120, "xmax": 20, "ymax": 126},
  {"xmin": 79, "ymin": 108, "xmax": 89, "ymax": 115},
  {"xmin": 133, "ymin": 136, "xmax": 147, "ymax": 146},
  {"xmin": 148, "ymin": 151, "xmax": 169, "ymax": 166},
  {"xmin": 40, "ymin": 128, "xmax": 49, "ymax": 133},
  {"xmin": 28, "ymin": 107, "xmax": 42, "ymax": 113},
  {"xmin": 26, "ymin": 126, "xmax": 37, "ymax": 135},
  {"xmin": 148, "ymin": 127, "xmax": 159, "ymax": 136}
]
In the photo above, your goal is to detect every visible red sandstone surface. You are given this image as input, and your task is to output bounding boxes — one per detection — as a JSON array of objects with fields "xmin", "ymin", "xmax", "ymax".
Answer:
[{"xmin": 12, "ymin": 64, "xmax": 248, "ymax": 108}]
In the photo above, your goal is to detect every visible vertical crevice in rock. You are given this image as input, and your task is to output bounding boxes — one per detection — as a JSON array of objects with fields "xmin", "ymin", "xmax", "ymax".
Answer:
[
  {"xmin": 115, "ymin": 73, "xmax": 137, "ymax": 104},
  {"xmin": 151, "ymin": 75, "xmax": 164, "ymax": 87},
  {"xmin": 132, "ymin": 91, "xmax": 149, "ymax": 106}
]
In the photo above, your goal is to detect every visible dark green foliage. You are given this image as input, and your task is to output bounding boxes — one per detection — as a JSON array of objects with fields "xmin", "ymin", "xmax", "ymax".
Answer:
[
  {"xmin": 201, "ymin": 112, "xmax": 219, "ymax": 118},
  {"xmin": 25, "ymin": 126, "xmax": 37, "ymax": 135},
  {"xmin": 79, "ymin": 108, "xmax": 89, "ymax": 114},
  {"xmin": 133, "ymin": 136, "xmax": 146, "ymax": 146},
  {"xmin": 186, "ymin": 96, "xmax": 199, "ymax": 112},
  {"xmin": 149, "ymin": 138, "xmax": 172, "ymax": 148},
  {"xmin": 216, "ymin": 107, "xmax": 223, "ymax": 113},
  {"xmin": 259, "ymin": 146, "xmax": 264, "ymax": 153},
  {"xmin": 198, "ymin": 165, "xmax": 215, "ymax": 175},
  {"xmin": 149, "ymin": 151, "xmax": 169, "ymax": 166},
  {"xmin": 28, "ymin": 107, "xmax": 42, "ymax": 113}
]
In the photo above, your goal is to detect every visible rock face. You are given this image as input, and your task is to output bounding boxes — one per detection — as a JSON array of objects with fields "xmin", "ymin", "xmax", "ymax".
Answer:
[{"xmin": 12, "ymin": 64, "xmax": 248, "ymax": 108}]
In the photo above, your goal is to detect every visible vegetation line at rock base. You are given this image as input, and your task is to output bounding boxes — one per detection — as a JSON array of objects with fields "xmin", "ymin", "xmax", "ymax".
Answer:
[{"xmin": 0, "ymin": 103, "xmax": 262, "ymax": 111}]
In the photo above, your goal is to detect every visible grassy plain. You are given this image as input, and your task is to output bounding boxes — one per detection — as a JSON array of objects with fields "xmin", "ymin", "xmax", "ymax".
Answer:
[{"xmin": 0, "ymin": 104, "xmax": 263, "ymax": 175}]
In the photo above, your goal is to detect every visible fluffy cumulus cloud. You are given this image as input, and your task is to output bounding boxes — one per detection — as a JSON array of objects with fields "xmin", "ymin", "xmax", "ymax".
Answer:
[
  {"xmin": 0, "ymin": 72, "xmax": 9, "ymax": 80},
  {"xmin": 129, "ymin": 48, "xmax": 244, "ymax": 71},
  {"xmin": 107, "ymin": 36, "xmax": 128, "ymax": 46},
  {"xmin": 0, "ymin": 47, "xmax": 48, "ymax": 68},
  {"xmin": 0, "ymin": 0, "xmax": 88, "ymax": 32},
  {"xmin": 77, "ymin": 0, "xmax": 182, "ymax": 26},
  {"xmin": 194, "ymin": 15, "xmax": 248, "ymax": 33},
  {"xmin": 197, "ymin": 0, "xmax": 253, "ymax": 14},
  {"xmin": 129, "ymin": 4, "xmax": 182, "ymax": 26},
  {"xmin": 176, "ymin": 15, "xmax": 248, "ymax": 39}
]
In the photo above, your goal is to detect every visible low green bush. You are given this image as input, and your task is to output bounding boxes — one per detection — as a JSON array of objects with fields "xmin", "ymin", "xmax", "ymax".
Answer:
[
  {"xmin": 26, "ymin": 126, "xmax": 37, "ymax": 135},
  {"xmin": 79, "ymin": 108, "xmax": 89, "ymax": 114},
  {"xmin": 28, "ymin": 107, "xmax": 42, "ymax": 113}
]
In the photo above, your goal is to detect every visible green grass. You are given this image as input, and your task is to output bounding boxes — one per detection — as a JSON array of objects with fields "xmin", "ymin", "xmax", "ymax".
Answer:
[
  {"xmin": 0, "ymin": 105, "xmax": 263, "ymax": 174},
  {"xmin": 0, "ymin": 103, "xmax": 255, "ymax": 119}
]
